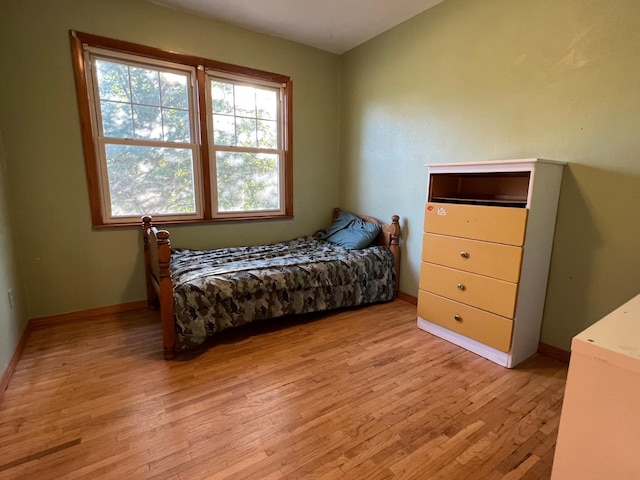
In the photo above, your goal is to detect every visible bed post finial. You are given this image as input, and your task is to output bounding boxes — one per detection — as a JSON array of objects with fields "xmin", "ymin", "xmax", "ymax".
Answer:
[{"xmin": 142, "ymin": 216, "xmax": 152, "ymax": 249}]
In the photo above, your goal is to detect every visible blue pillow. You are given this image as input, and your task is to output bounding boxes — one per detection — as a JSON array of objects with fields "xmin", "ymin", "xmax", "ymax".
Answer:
[{"xmin": 318, "ymin": 211, "xmax": 381, "ymax": 249}]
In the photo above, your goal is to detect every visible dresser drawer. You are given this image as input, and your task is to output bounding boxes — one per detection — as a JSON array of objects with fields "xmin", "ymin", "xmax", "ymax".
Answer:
[
  {"xmin": 417, "ymin": 290, "xmax": 513, "ymax": 352},
  {"xmin": 422, "ymin": 233, "xmax": 523, "ymax": 283},
  {"xmin": 424, "ymin": 203, "xmax": 528, "ymax": 246},
  {"xmin": 419, "ymin": 262, "xmax": 518, "ymax": 318}
]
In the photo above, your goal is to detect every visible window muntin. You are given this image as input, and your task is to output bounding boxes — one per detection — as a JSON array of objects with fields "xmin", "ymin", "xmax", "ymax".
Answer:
[
  {"xmin": 208, "ymin": 75, "xmax": 285, "ymax": 215},
  {"xmin": 70, "ymin": 31, "xmax": 293, "ymax": 227}
]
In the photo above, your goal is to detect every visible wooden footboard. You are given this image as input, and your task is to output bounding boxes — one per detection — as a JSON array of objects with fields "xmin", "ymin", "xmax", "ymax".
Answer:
[
  {"xmin": 143, "ymin": 210, "xmax": 401, "ymax": 359},
  {"xmin": 142, "ymin": 216, "xmax": 176, "ymax": 360}
]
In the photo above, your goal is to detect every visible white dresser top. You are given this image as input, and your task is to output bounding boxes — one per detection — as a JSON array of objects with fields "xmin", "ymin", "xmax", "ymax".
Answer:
[{"xmin": 572, "ymin": 293, "xmax": 640, "ymax": 374}]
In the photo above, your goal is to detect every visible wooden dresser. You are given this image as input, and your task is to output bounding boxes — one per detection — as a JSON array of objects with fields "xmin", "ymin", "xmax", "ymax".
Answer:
[{"xmin": 417, "ymin": 159, "xmax": 564, "ymax": 367}]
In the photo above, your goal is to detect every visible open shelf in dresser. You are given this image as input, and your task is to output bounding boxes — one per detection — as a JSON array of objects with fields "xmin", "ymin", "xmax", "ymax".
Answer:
[{"xmin": 428, "ymin": 171, "xmax": 530, "ymax": 208}]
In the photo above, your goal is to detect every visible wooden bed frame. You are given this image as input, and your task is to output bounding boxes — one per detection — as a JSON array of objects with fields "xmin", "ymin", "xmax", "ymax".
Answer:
[{"xmin": 142, "ymin": 208, "xmax": 401, "ymax": 359}]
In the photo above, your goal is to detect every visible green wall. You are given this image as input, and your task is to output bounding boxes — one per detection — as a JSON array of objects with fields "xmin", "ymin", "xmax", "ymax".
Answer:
[
  {"xmin": 340, "ymin": 0, "xmax": 640, "ymax": 350},
  {"xmin": 0, "ymin": 134, "xmax": 27, "ymax": 377},
  {"xmin": 0, "ymin": 0, "xmax": 341, "ymax": 320}
]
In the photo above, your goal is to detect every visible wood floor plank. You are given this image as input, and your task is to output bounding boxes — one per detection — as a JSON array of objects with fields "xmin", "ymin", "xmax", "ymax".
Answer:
[{"xmin": 0, "ymin": 300, "xmax": 567, "ymax": 479}]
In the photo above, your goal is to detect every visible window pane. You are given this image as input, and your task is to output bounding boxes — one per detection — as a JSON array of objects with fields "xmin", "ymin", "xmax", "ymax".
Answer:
[
  {"xmin": 101, "ymin": 101, "xmax": 133, "ymax": 138},
  {"xmin": 213, "ymin": 114, "xmax": 236, "ymax": 146},
  {"xmin": 256, "ymin": 88, "xmax": 277, "ymax": 120},
  {"xmin": 105, "ymin": 144, "xmax": 196, "ymax": 216},
  {"xmin": 96, "ymin": 60, "xmax": 192, "ymax": 143},
  {"xmin": 211, "ymin": 81, "xmax": 234, "ymax": 114},
  {"xmin": 96, "ymin": 60, "xmax": 130, "ymax": 102},
  {"xmin": 160, "ymin": 72, "xmax": 188, "ymax": 109},
  {"xmin": 130, "ymin": 67, "xmax": 160, "ymax": 106},
  {"xmin": 234, "ymin": 85, "xmax": 256, "ymax": 117},
  {"xmin": 216, "ymin": 151, "xmax": 279, "ymax": 212},
  {"xmin": 163, "ymin": 108, "xmax": 190, "ymax": 143},
  {"xmin": 257, "ymin": 119, "xmax": 278, "ymax": 149},
  {"xmin": 133, "ymin": 105, "xmax": 163, "ymax": 140},
  {"xmin": 236, "ymin": 117, "xmax": 257, "ymax": 148}
]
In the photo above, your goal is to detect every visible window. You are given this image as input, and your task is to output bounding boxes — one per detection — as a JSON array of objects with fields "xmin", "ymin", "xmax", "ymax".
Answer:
[
  {"xmin": 70, "ymin": 31, "xmax": 293, "ymax": 227},
  {"xmin": 90, "ymin": 54, "xmax": 201, "ymax": 221},
  {"xmin": 207, "ymin": 74, "xmax": 284, "ymax": 215}
]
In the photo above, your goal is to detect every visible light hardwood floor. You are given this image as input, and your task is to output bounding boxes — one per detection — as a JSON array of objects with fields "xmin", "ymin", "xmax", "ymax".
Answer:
[{"xmin": 0, "ymin": 299, "xmax": 567, "ymax": 479}]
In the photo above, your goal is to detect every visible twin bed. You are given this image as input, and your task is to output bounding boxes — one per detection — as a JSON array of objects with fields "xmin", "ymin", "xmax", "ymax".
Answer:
[{"xmin": 142, "ymin": 209, "xmax": 401, "ymax": 359}]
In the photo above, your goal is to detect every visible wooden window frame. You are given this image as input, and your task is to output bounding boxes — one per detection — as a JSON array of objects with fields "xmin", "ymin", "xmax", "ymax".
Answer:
[{"xmin": 70, "ymin": 30, "xmax": 293, "ymax": 228}]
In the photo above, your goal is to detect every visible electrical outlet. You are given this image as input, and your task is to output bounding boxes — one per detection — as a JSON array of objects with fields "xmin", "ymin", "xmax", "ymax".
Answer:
[{"xmin": 8, "ymin": 289, "xmax": 14, "ymax": 310}]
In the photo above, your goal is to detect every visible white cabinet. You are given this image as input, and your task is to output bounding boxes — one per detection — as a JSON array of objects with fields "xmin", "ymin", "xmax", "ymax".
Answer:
[{"xmin": 417, "ymin": 159, "xmax": 564, "ymax": 367}]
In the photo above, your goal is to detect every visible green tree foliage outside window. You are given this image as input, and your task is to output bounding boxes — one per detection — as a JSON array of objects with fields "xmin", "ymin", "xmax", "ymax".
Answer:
[{"xmin": 105, "ymin": 145, "xmax": 196, "ymax": 216}]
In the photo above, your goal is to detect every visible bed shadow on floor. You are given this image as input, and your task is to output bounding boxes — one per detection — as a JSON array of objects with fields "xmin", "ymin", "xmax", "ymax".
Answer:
[{"xmin": 157, "ymin": 302, "xmax": 389, "ymax": 363}]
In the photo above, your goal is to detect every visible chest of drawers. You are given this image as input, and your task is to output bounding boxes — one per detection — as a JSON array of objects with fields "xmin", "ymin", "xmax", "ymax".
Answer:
[{"xmin": 417, "ymin": 159, "xmax": 564, "ymax": 367}]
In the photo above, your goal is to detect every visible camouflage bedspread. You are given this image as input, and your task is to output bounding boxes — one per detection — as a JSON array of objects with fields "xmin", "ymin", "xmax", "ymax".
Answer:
[{"xmin": 170, "ymin": 235, "xmax": 396, "ymax": 349}]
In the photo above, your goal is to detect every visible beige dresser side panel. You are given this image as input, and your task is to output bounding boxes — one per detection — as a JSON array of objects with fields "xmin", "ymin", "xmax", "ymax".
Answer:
[{"xmin": 552, "ymin": 294, "xmax": 640, "ymax": 479}]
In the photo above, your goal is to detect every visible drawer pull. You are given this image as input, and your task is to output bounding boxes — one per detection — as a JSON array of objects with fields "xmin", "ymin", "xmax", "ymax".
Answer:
[
  {"xmin": 457, "ymin": 283, "xmax": 466, "ymax": 291},
  {"xmin": 460, "ymin": 251, "xmax": 469, "ymax": 259},
  {"xmin": 454, "ymin": 314, "xmax": 462, "ymax": 322}
]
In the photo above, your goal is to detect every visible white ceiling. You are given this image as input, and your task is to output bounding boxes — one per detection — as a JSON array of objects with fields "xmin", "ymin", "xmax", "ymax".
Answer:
[{"xmin": 150, "ymin": 0, "xmax": 445, "ymax": 54}]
